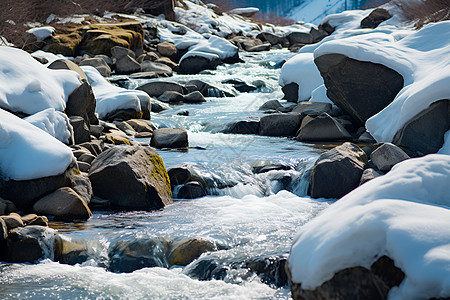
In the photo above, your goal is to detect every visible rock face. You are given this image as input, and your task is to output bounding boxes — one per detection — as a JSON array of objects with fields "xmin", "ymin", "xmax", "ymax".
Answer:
[
  {"xmin": 89, "ymin": 145, "xmax": 172, "ymax": 210},
  {"xmin": 310, "ymin": 143, "xmax": 368, "ymax": 199},
  {"xmin": 370, "ymin": 143, "xmax": 410, "ymax": 172},
  {"xmin": 178, "ymin": 55, "xmax": 221, "ymax": 74},
  {"xmin": 33, "ymin": 187, "xmax": 92, "ymax": 221},
  {"xmin": 150, "ymin": 128, "xmax": 189, "ymax": 149},
  {"xmin": 259, "ymin": 114, "xmax": 302, "ymax": 137},
  {"xmin": 393, "ymin": 99, "xmax": 450, "ymax": 157},
  {"xmin": 361, "ymin": 8, "xmax": 392, "ymax": 29},
  {"xmin": 289, "ymin": 256, "xmax": 405, "ymax": 300},
  {"xmin": 314, "ymin": 54, "xmax": 404, "ymax": 125},
  {"xmin": 296, "ymin": 113, "xmax": 352, "ymax": 142}
]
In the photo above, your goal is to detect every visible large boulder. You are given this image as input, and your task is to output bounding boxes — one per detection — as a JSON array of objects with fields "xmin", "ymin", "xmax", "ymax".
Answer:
[
  {"xmin": 178, "ymin": 55, "xmax": 221, "ymax": 75},
  {"xmin": 289, "ymin": 256, "xmax": 404, "ymax": 300},
  {"xmin": 150, "ymin": 128, "xmax": 189, "ymax": 149},
  {"xmin": 370, "ymin": 143, "xmax": 410, "ymax": 172},
  {"xmin": 361, "ymin": 8, "xmax": 392, "ymax": 29},
  {"xmin": 282, "ymin": 82, "xmax": 299, "ymax": 103},
  {"xmin": 137, "ymin": 81, "xmax": 186, "ymax": 98},
  {"xmin": 314, "ymin": 54, "xmax": 404, "ymax": 125},
  {"xmin": 33, "ymin": 187, "xmax": 92, "ymax": 221},
  {"xmin": 310, "ymin": 143, "xmax": 368, "ymax": 198},
  {"xmin": 296, "ymin": 113, "xmax": 352, "ymax": 142},
  {"xmin": 392, "ymin": 99, "xmax": 450, "ymax": 157},
  {"xmin": 259, "ymin": 114, "xmax": 302, "ymax": 137},
  {"xmin": 224, "ymin": 120, "xmax": 260, "ymax": 134},
  {"xmin": 287, "ymin": 32, "xmax": 313, "ymax": 45},
  {"xmin": 88, "ymin": 145, "xmax": 172, "ymax": 210}
]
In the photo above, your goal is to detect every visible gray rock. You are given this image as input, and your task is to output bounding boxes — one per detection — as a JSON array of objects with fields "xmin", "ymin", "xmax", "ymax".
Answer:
[
  {"xmin": 159, "ymin": 91, "xmax": 184, "ymax": 103},
  {"xmin": 124, "ymin": 119, "xmax": 155, "ymax": 134},
  {"xmin": 66, "ymin": 81, "xmax": 98, "ymax": 126},
  {"xmin": 259, "ymin": 100, "xmax": 283, "ymax": 111},
  {"xmin": 256, "ymin": 32, "xmax": 287, "ymax": 47},
  {"xmin": 155, "ymin": 57, "xmax": 178, "ymax": 70},
  {"xmin": 287, "ymin": 32, "xmax": 313, "ymax": 45},
  {"xmin": 115, "ymin": 55, "xmax": 141, "ymax": 75},
  {"xmin": 137, "ymin": 81, "xmax": 186, "ymax": 98},
  {"xmin": 247, "ymin": 43, "xmax": 271, "ymax": 52},
  {"xmin": 79, "ymin": 140, "xmax": 104, "ymax": 156},
  {"xmin": 310, "ymin": 142, "xmax": 368, "ymax": 198},
  {"xmin": 393, "ymin": 99, "xmax": 450, "ymax": 157},
  {"xmin": 150, "ymin": 128, "xmax": 188, "ymax": 149},
  {"xmin": 79, "ymin": 58, "xmax": 111, "ymax": 77},
  {"xmin": 157, "ymin": 42, "xmax": 177, "ymax": 57},
  {"xmin": 361, "ymin": 8, "xmax": 392, "ymax": 29},
  {"xmin": 359, "ymin": 168, "xmax": 383, "ymax": 185},
  {"xmin": 223, "ymin": 79, "xmax": 257, "ymax": 93},
  {"xmin": 259, "ymin": 114, "xmax": 302, "ymax": 137},
  {"xmin": 281, "ymin": 82, "xmax": 299, "ymax": 103},
  {"xmin": 184, "ymin": 91, "xmax": 206, "ymax": 103},
  {"xmin": 70, "ymin": 116, "xmax": 91, "ymax": 144},
  {"xmin": 370, "ymin": 143, "xmax": 410, "ymax": 172},
  {"xmin": 309, "ymin": 27, "xmax": 328, "ymax": 43},
  {"xmin": 177, "ymin": 182, "xmax": 207, "ymax": 199},
  {"xmin": 296, "ymin": 113, "xmax": 352, "ymax": 142},
  {"xmin": 77, "ymin": 161, "xmax": 91, "ymax": 172},
  {"xmin": 69, "ymin": 173, "xmax": 93, "ymax": 205},
  {"xmin": 89, "ymin": 145, "xmax": 172, "ymax": 210},
  {"xmin": 0, "ymin": 198, "xmax": 17, "ymax": 216},
  {"xmin": 358, "ymin": 131, "xmax": 377, "ymax": 143},
  {"xmin": 33, "ymin": 187, "xmax": 92, "ymax": 221},
  {"xmin": 186, "ymin": 79, "xmax": 233, "ymax": 98},
  {"xmin": 151, "ymin": 98, "xmax": 171, "ymax": 113},
  {"xmin": 178, "ymin": 55, "xmax": 221, "ymax": 75},
  {"xmin": 224, "ymin": 120, "xmax": 260, "ymax": 134},
  {"xmin": 48, "ymin": 59, "xmax": 87, "ymax": 82},
  {"xmin": 129, "ymin": 71, "xmax": 159, "ymax": 79},
  {"xmin": 111, "ymin": 46, "xmax": 135, "ymax": 60},
  {"xmin": 140, "ymin": 61, "xmax": 173, "ymax": 77},
  {"xmin": 314, "ymin": 54, "xmax": 404, "ymax": 125},
  {"xmin": 292, "ymin": 102, "xmax": 332, "ymax": 116}
]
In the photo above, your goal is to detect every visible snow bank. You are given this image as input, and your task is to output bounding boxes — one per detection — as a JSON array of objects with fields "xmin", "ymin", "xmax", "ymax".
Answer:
[
  {"xmin": 228, "ymin": 7, "xmax": 259, "ymax": 15},
  {"xmin": 81, "ymin": 66, "xmax": 150, "ymax": 119},
  {"xmin": 180, "ymin": 35, "xmax": 238, "ymax": 63},
  {"xmin": 0, "ymin": 108, "xmax": 74, "ymax": 181},
  {"xmin": 279, "ymin": 53, "xmax": 324, "ymax": 101},
  {"xmin": 310, "ymin": 85, "xmax": 332, "ymax": 104},
  {"xmin": 438, "ymin": 131, "xmax": 450, "ymax": 155},
  {"xmin": 314, "ymin": 21, "xmax": 450, "ymax": 142},
  {"xmin": 289, "ymin": 154, "xmax": 450, "ymax": 299},
  {"xmin": 24, "ymin": 108, "xmax": 72, "ymax": 144},
  {"xmin": 26, "ymin": 26, "xmax": 55, "ymax": 41},
  {"xmin": 0, "ymin": 47, "xmax": 80, "ymax": 115}
]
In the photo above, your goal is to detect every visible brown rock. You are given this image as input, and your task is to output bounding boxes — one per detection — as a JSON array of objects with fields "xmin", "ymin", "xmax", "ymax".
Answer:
[
  {"xmin": 157, "ymin": 42, "xmax": 177, "ymax": 58},
  {"xmin": 48, "ymin": 59, "xmax": 87, "ymax": 82},
  {"xmin": 0, "ymin": 213, "xmax": 24, "ymax": 229},
  {"xmin": 168, "ymin": 238, "xmax": 216, "ymax": 266}
]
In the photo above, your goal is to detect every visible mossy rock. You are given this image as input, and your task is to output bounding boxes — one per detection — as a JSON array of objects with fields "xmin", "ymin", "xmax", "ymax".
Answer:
[{"xmin": 44, "ymin": 33, "xmax": 82, "ymax": 57}]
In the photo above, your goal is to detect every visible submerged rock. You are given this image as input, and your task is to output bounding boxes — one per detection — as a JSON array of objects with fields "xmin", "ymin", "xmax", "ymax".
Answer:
[
  {"xmin": 177, "ymin": 182, "xmax": 207, "ymax": 199},
  {"xmin": 89, "ymin": 145, "xmax": 172, "ymax": 210},
  {"xmin": 167, "ymin": 238, "xmax": 215, "ymax": 266}
]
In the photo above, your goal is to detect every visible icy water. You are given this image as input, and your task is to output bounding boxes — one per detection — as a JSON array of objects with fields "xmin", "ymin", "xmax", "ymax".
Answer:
[{"xmin": 0, "ymin": 50, "xmax": 331, "ymax": 299}]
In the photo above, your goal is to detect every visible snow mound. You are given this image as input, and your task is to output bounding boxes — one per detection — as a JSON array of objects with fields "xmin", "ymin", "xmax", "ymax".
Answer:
[
  {"xmin": 279, "ymin": 53, "xmax": 324, "ymax": 102},
  {"xmin": 228, "ymin": 7, "xmax": 260, "ymax": 15},
  {"xmin": 0, "ymin": 108, "xmax": 74, "ymax": 181},
  {"xmin": 81, "ymin": 66, "xmax": 150, "ymax": 120},
  {"xmin": 25, "ymin": 108, "xmax": 73, "ymax": 144},
  {"xmin": 0, "ymin": 47, "xmax": 81, "ymax": 115},
  {"xmin": 314, "ymin": 21, "xmax": 450, "ymax": 142},
  {"xmin": 180, "ymin": 35, "xmax": 238, "ymax": 63},
  {"xmin": 26, "ymin": 26, "xmax": 55, "ymax": 41},
  {"xmin": 310, "ymin": 85, "xmax": 332, "ymax": 104},
  {"xmin": 289, "ymin": 154, "xmax": 450, "ymax": 299}
]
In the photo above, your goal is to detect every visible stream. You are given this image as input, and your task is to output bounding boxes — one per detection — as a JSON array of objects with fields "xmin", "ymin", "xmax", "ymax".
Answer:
[{"xmin": 0, "ymin": 50, "xmax": 332, "ymax": 299}]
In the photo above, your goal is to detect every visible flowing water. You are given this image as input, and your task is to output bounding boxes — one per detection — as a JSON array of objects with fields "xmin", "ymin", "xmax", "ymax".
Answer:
[{"xmin": 0, "ymin": 50, "xmax": 332, "ymax": 299}]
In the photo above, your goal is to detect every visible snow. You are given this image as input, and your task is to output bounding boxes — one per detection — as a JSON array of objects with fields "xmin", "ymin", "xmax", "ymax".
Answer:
[
  {"xmin": 314, "ymin": 21, "xmax": 450, "ymax": 143},
  {"xmin": 26, "ymin": 26, "xmax": 55, "ymax": 41},
  {"xmin": 438, "ymin": 131, "xmax": 450, "ymax": 155},
  {"xmin": 310, "ymin": 85, "xmax": 332, "ymax": 104},
  {"xmin": 24, "ymin": 108, "xmax": 73, "ymax": 144},
  {"xmin": 228, "ymin": 7, "xmax": 260, "ymax": 15},
  {"xmin": 80, "ymin": 66, "xmax": 150, "ymax": 120},
  {"xmin": 279, "ymin": 53, "xmax": 324, "ymax": 101},
  {"xmin": 180, "ymin": 35, "xmax": 238, "ymax": 63},
  {"xmin": 289, "ymin": 154, "xmax": 450, "ymax": 299},
  {"xmin": 0, "ymin": 36, "xmax": 13, "ymax": 47},
  {"xmin": 287, "ymin": 0, "xmax": 348, "ymax": 24},
  {"xmin": 0, "ymin": 47, "xmax": 81, "ymax": 115},
  {"xmin": 31, "ymin": 50, "xmax": 68, "ymax": 66},
  {"xmin": 0, "ymin": 108, "xmax": 74, "ymax": 181}
]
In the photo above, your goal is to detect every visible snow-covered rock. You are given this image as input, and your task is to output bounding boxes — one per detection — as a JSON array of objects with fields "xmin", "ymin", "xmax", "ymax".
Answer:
[
  {"xmin": 0, "ymin": 108, "xmax": 74, "ymax": 181},
  {"xmin": 80, "ymin": 66, "xmax": 150, "ymax": 120},
  {"xmin": 26, "ymin": 26, "xmax": 55, "ymax": 41},
  {"xmin": 289, "ymin": 154, "xmax": 450, "ymax": 299},
  {"xmin": 24, "ymin": 108, "xmax": 73, "ymax": 144},
  {"xmin": 0, "ymin": 47, "xmax": 80, "ymax": 115}
]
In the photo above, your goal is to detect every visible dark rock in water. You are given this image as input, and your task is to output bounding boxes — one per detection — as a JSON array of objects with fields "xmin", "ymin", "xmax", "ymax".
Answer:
[
  {"xmin": 177, "ymin": 110, "xmax": 189, "ymax": 116},
  {"xmin": 4, "ymin": 226, "xmax": 55, "ymax": 263},
  {"xmin": 224, "ymin": 120, "xmax": 260, "ymax": 134},
  {"xmin": 393, "ymin": 99, "xmax": 450, "ymax": 157},
  {"xmin": 289, "ymin": 256, "xmax": 404, "ymax": 300},
  {"xmin": 1, "ymin": 213, "xmax": 24, "ymax": 230},
  {"xmin": 150, "ymin": 98, "xmax": 171, "ymax": 113},
  {"xmin": 296, "ymin": 113, "xmax": 352, "ymax": 142},
  {"xmin": 247, "ymin": 43, "xmax": 271, "ymax": 52},
  {"xmin": 256, "ymin": 32, "xmax": 287, "ymax": 47},
  {"xmin": 184, "ymin": 91, "xmax": 206, "ymax": 103},
  {"xmin": 0, "ymin": 198, "xmax": 17, "ymax": 216},
  {"xmin": 245, "ymin": 254, "xmax": 289, "ymax": 287},
  {"xmin": 150, "ymin": 128, "xmax": 188, "ymax": 149},
  {"xmin": 178, "ymin": 55, "xmax": 221, "ymax": 74},
  {"xmin": 140, "ymin": 61, "xmax": 173, "ymax": 77},
  {"xmin": 310, "ymin": 142, "xmax": 368, "ymax": 199},
  {"xmin": 370, "ymin": 143, "xmax": 410, "ymax": 172},
  {"xmin": 54, "ymin": 236, "xmax": 89, "ymax": 265},
  {"xmin": 281, "ymin": 82, "xmax": 299, "ymax": 103},
  {"xmin": 137, "ymin": 81, "xmax": 186, "ymax": 98},
  {"xmin": 177, "ymin": 182, "xmax": 207, "ymax": 199},
  {"xmin": 0, "ymin": 170, "xmax": 70, "ymax": 212},
  {"xmin": 183, "ymin": 258, "xmax": 229, "ymax": 281},
  {"xmin": 89, "ymin": 145, "xmax": 172, "ymax": 210},
  {"xmin": 292, "ymin": 102, "xmax": 332, "ymax": 116},
  {"xmin": 314, "ymin": 54, "xmax": 404, "ymax": 125},
  {"xmin": 167, "ymin": 238, "xmax": 216, "ymax": 266},
  {"xmin": 186, "ymin": 79, "xmax": 233, "ymax": 97},
  {"xmin": 259, "ymin": 113, "xmax": 302, "ymax": 137},
  {"xmin": 108, "ymin": 237, "xmax": 171, "ymax": 273},
  {"xmin": 252, "ymin": 161, "xmax": 293, "ymax": 174},
  {"xmin": 167, "ymin": 165, "xmax": 206, "ymax": 188},
  {"xmin": 66, "ymin": 81, "xmax": 98, "ymax": 126},
  {"xmin": 223, "ymin": 79, "xmax": 257, "ymax": 93},
  {"xmin": 21, "ymin": 214, "xmax": 48, "ymax": 226},
  {"xmin": 159, "ymin": 91, "xmax": 184, "ymax": 103},
  {"xmin": 259, "ymin": 100, "xmax": 283, "ymax": 111},
  {"xmin": 70, "ymin": 116, "xmax": 91, "ymax": 145},
  {"xmin": 361, "ymin": 8, "xmax": 392, "ymax": 29},
  {"xmin": 359, "ymin": 168, "xmax": 383, "ymax": 186},
  {"xmin": 33, "ymin": 187, "xmax": 92, "ymax": 221},
  {"xmin": 287, "ymin": 32, "xmax": 313, "ymax": 45}
]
